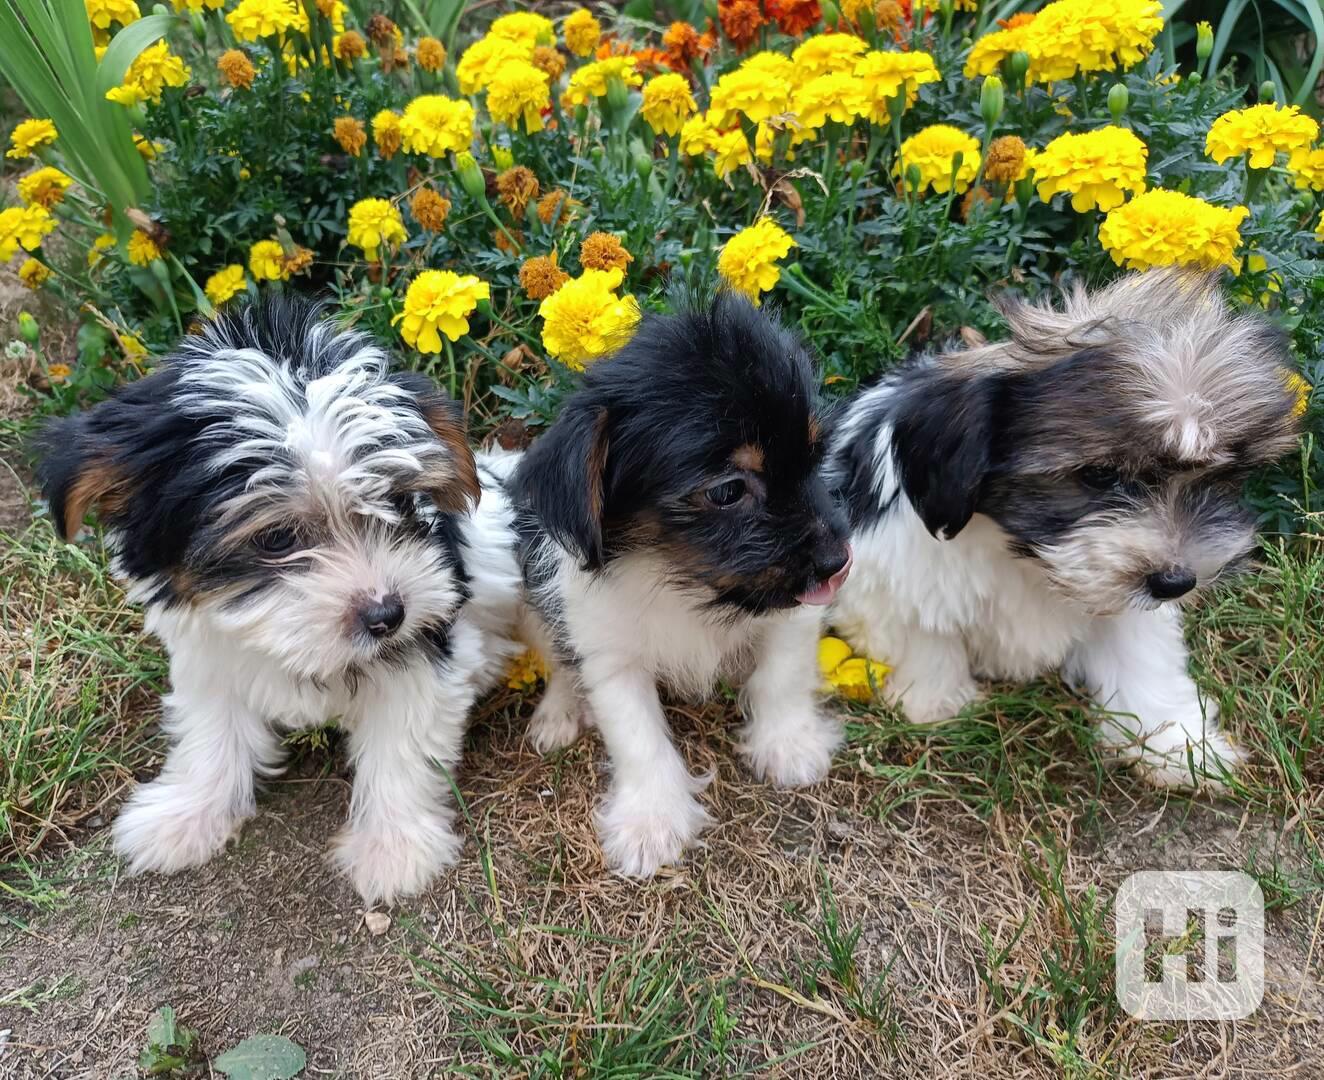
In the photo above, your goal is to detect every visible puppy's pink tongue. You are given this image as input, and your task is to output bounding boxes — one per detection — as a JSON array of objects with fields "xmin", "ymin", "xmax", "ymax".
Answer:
[{"xmin": 797, "ymin": 546, "xmax": 853, "ymax": 606}]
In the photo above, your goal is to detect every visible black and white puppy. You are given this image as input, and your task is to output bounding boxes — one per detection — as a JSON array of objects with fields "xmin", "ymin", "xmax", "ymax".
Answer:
[
  {"xmin": 824, "ymin": 270, "xmax": 1302, "ymax": 786},
  {"xmin": 39, "ymin": 300, "xmax": 522, "ymax": 903},
  {"xmin": 511, "ymin": 292, "xmax": 853, "ymax": 877}
]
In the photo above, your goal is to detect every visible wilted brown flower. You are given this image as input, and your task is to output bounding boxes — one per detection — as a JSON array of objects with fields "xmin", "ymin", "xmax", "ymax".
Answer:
[
  {"xmin": 662, "ymin": 21, "xmax": 702, "ymax": 71},
  {"xmin": 217, "ymin": 49, "xmax": 256, "ymax": 90},
  {"xmin": 496, "ymin": 165, "xmax": 540, "ymax": 217},
  {"xmin": 873, "ymin": 0, "xmax": 904, "ymax": 29},
  {"xmin": 960, "ymin": 185, "xmax": 993, "ymax": 221},
  {"xmin": 411, "ymin": 186, "xmax": 452, "ymax": 231},
  {"xmin": 284, "ymin": 245, "xmax": 315, "ymax": 275},
  {"xmin": 364, "ymin": 13, "xmax": 397, "ymax": 46},
  {"xmin": 334, "ymin": 116, "xmax": 367, "ymax": 157},
  {"xmin": 495, "ymin": 227, "xmax": 525, "ymax": 256},
  {"xmin": 519, "ymin": 254, "xmax": 570, "ymax": 299},
  {"xmin": 532, "ymin": 45, "xmax": 567, "ymax": 82},
  {"xmin": 373, "ymin": 110, "xmax": 402, "ymax": 158},
  {"xmin": 536, "ymin": 189, "xmax": 581, "ymax": 227},
  {"xmin": 416, "ymin": 36, "xmax": 445, "ymax": 72},
  {"xmin": 579, "ymin": 231, "xmax": 633, "ymax": 273},
  {"xmin": 315, "ymin": 0, "xmax": 337, "ymax": 16},
  {"xmin": 336, "ymin": 31, "xmax": 366, "ymax": 61},
  {"xmin": 984, "ymin": 135, "xmax": 1028, "ymax": 184}
]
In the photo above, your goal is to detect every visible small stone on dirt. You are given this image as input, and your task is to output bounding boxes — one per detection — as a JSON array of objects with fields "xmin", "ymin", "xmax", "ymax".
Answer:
[{"xmin": 363, "ymin": 911, "xmax": 390, "ymax": 936}]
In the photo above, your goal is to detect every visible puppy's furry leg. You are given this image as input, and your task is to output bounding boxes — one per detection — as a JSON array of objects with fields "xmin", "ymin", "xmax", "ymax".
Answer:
[
  {"xmin": 113, "ymin": 675, "xmax": 282, "ymax": 875},
  {"xmin": 586, "ymin": 663, "xmax": 711, "ymax": 877},
  {"xmin": 332, "ymin": 633, "xmax": 481, "ymax": 904},
  {"xmin": 739, "ymin": 609, "xmax": 842, "ymax": 786},
  {"xmin": 528, "ymin": 661, "xmax": 589, "ymax": 753},
  {"xmin": 1066, "ymin": 606, "xmax": 1243, "ymax": 789}
]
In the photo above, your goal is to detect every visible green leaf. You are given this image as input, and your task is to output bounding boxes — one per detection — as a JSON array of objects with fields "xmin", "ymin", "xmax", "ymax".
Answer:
[
  {"xmin": 145, "ymin": 1006, "xmax": 178, "ymax": 1049},
  {"xmin": 95, "ymin": 13, "xmax": 179, "ymax": 98},
  {"xmin": 213, "ymin": 1035, "xmax": 307, "ymax": 1080}
]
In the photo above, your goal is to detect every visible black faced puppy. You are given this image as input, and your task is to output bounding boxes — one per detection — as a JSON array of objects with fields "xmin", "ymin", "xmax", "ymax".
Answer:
[{"xmin": 512, "ymin": 291, "xmax": 852, "ymax": 876}]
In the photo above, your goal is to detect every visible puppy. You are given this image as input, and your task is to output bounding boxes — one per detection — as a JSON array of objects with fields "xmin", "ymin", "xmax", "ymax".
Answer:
[
  {"xmin": 511, "ymin": 292, "xmax": 853, "ymax": 877},
  {"xmin": 38, "ymin": 300, "xmax": 522, "ymax": 903},
  {"xmin": 824, "ymin": 270, "xmax": 1302, "ymax": 786}
]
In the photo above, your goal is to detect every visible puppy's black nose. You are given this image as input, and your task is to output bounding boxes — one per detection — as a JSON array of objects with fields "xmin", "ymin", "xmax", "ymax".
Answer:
[
  {"xmin": 1146, "ymin": 568, "xmax": 1196, "ymax": 600},
  {"xmin": 359, "ymin": 594, "xmax": 405, "ymax": 637},
  {"xmin": 814, "ymin": 545, "xmax": 851, "ymax": 582}
]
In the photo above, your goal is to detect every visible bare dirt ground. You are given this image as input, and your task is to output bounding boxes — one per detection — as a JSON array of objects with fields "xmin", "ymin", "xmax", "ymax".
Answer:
[{"xmin": 2, "ymin": 708, "xmax": 1322, "ymax": 1079}]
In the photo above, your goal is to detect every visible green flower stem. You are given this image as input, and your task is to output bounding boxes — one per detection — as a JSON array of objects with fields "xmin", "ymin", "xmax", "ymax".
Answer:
[
  {"xmin": 782, "ymin": 264, "xmax": 853, "ymax": 320},
  {"xmin": 1245, "ymin": 166, "xmax": 1268, "ymax": 205},
  {"xmin": 443, "ymin": 336, "xmax": 458, "ymax": 398}
]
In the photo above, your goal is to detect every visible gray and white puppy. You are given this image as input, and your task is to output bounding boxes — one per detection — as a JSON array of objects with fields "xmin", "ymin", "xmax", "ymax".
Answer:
[{"xmin": 824, "ymin": 270, "xmax": 1303, "ymax": 786}]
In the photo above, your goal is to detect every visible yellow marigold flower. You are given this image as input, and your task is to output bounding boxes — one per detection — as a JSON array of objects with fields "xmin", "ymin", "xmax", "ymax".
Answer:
[
  {"xmin": 897, "ymin": 124, "xmax": 981, "ymax": 194},
  {"xmin": 853, "ymin": 50, "xmax": 941, "ymax": 123},
  {"xmin": 333, "ymin": 116, "xmax": 366, "ymax": 156},
  {"xmin": 218, "ymin": 49, "xmax": 257, "ymax": 89},
  {"xmin": 106, "ymin": 41, "xmax": 191, "ymax": 106},
  {"xmin": 496, "ymin": 166, "xmax": 540, "ymax": 217},
  {"xmin": 532, "ymin": 45, "xmax": 567, "ymax": 82},
  {"xmin": 964, "ymin": 18, "xmax": 1036, "ymax": 79},
  {"xmin": 17, "ymin": 167, "xmax": 72, "ymax": 209},
  {"xmin": 227, "ymin": 0, "xmax": 301, "ymax": 42},
  {"xmin": 394, "ymin": 270, "xmax": 489, "ymax": 353},
  {"xmin": 1283, "ymin": 371, "xmax": 1311, "ymax": 419},
  {"xmin": 0, "ymin": 205, "xmax": 56, "ymax": 260},
  {"xmin": 487, "ymin": 61, "xmax": 551, "ymax": 134},
  {"xmin": 205, "ymin": 264, "xmax": 248, "ymax": 306},
  {"xmin": 347, "ymin": 197, "xmax": 407, "ymax": 261},
  {"xmin": 562, "ymin": 56, "xmax": 642, "ymax": 108},
  {"xmin": 1021, "ymin": 0, "xmax": 1164, "ymax": 84},
  {"xmin": 86, "ymin": 0, "xmax": 139, "ymax": 32},
  {"xmin": 791, "ymin": 32, "xmax": 868, "ymax": 80},
  {"xmin": 492, "ymin": 146, "xmax": 515, "ymax": 171},
  {"xmin": 335, "ymin": 30, "xmax": 366, "ymax": 61},
  {"xmin": 120, "ymin": 332, "xmax": 148, "ymax": 360},
  {"xmin": 399, "ymin": 94, "xmax": 475, "ymax": 156},
  {"xmin": 284, "ymin": 245, "xmax": 314, "ymax": 275},
  {"xmin": 133, "ymin": 134, "xmax": 163, "ymax": 160},
  {"xmin": 249, "ymin": 238, "xmax": 290, "ymax": 281},
  {"xmin": 539, "ymin": 268, "xmax": 640, "ymax": 370},
  {"xmin": 792, "ymin": 72, "xmax": 867, "ymax": 130},
  {"xmin": 7, "ymin": 118, "xmax": 58, "ymax": 160},
  {"xmin": 457, "ymin": 35, "xmax": 535, "ymax": 94},
  {"xmin": 126, "ymin": 229, "xmax": 161, "ymax": 266},
  {"xmin": 717, "ymin": 217, "xmax": 795, "ymax": 302},
  {"xmin": 580, "ymin": 232, "xmax": 633, "ymax": 273},
  {"xmin": 709, "ymin": 64, "xmax": 791, "ymax": 126},
  {"xmin": 490, "ymin": 11, "xmax": 555, "ymax": 47},
  {"xmin": 416, "ymin": 35, "xmax": 446, "ymax": 72},
  {"xmin": 563, "ymin": 9, "xmax": 601, "ymax": 57},
  {"xmin": 47, "ymin": 362, "xmax": 72, "ymax": 383},
  {"xmin": 1206, "ymin": 103, "xmax": 1319, "ymax": 170},
  {"xmin": 373, "ymin": 109, "xmax": 403, "ymax": 158},
  {"xmin": 519, "ymin": 254, "xmax": 569, "ymax": 300},
  {"xmin": 981, "ymin": 135, "xmax": 1028, "ymax": 185},
  {"xmin": 640, "ymin": 72, "xmax": 697, "ymax": 136},
  {"xmin": 411, "ymin": 187, "xmax": 451, "ymax": 231},
  {"xmin": 1099, "ymin": 189, "xmax": 1249, "ymax": 272},
  {"xmin": 87, "ymin": 232, "xmax": 116, "ymax": 267},
  {"xmin": 18, "ymin": 258, "xmax": 50, "ymax": 290},
  {"xmin": 711, "ymin": 127, "xmax": 753, "ymax": 179},
  {"xmin": 506, "ymin": 649, "xmax": 548, "ymax": 691},
  {"xmin": 1031, "ymin": 126, "xmax": 1147, "ymax": 212},
  {"xmin": 537, "ymin": 189, "xmax": 581, "ymax": 227},
  {"xmin": 680, "ymin": 112, "xmax": 718, "ymax": 156}
]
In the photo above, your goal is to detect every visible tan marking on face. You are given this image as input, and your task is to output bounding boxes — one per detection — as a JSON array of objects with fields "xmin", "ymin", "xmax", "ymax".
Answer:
[{"xmin": 731, "ymin": 443, "xmax": 765, "ymax": 472}]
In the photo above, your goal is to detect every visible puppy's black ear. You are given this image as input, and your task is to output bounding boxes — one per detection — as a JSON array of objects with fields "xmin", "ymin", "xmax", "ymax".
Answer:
[
  {"xmin": 515, "ymin": 401, "xmax": 610, "ymax": 569},
  {"xmin": 36, "ymin": 412, "xmax": 134, "ymax": 541},
  {"xmin": 891, "ymin": 370, "xmax": 1000, "ymax": 540},
  {"xmin": 390, "ymin": 372, "xmax": 481, "ymax": 514}
]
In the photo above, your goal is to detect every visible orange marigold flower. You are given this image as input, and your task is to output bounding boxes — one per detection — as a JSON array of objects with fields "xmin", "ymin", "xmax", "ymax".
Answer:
[
  {"xmin": 416, "ymin": 35, "xmax": 445, "ymax": 72},
  {"xmin": 519, "ymin": 253, "xmax": 569, "ymax": 299},
  {"xmin": 663, "ymin": 21, "xmax": 702, "ymax": 71},
  {"xmin": 998, "ymin": 11, "xmax": 1035, "ymax": 29},
  {"xmin": 767, "ymin": 0, "xmax": 820, "ymax": 37},
  {"xmin": 579, "ymin": 231, "xmax": 633, "ymax": 273},
  {"xmin": 364, "ymin": 13, "xmax": 397, "ymax": 45},
  {"xmin": 411, "ymin": 186, "xmax": 451, "ymax": 231},
  {"xmin": 373, "ymin": 109, "xmax": 402, "ymax": 158},
  {"xmin": 537, "ymin": 189, "xmax": 581, "ymax": 227},
  {"xmin": 532, "ymin": 45, "xmax": 566, "ymax": 81},
  {"xmin": 495, "ymin": 227, "xmax": 524, "ymax": 255},
  {"xmin": 334, "ymin": 115, "xmax": 366, "ymax": 156},
  {"xmin": 336, "ymin": 30, "xmax": 366, "ymax": 61},
  {"xmin": 217, "ymin": 48, "xmax": 256, "ymax": 90},
  {"xmin": 718, "ymin": 0, "xmax": 764, "ymax": 51},
  {"xmin": 984, "ymin": 135, "xmax": 1027, "ymax": 184},
  {"xmin": 284, "ymin": 245, "xmax": 314, "ymax": 274},
  {"xmin": 496, "ymin": 165, "xmax": 540, "ymax": 217}
]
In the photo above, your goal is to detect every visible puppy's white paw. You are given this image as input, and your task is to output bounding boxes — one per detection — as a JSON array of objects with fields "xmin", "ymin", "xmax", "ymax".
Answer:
[
  {"xmin": 112, "ymin": 782, "xmax": 248, "ymax": 876},
  {"xmin": 1135, "ymin": 725, "xmax": 1246, "ymax": 792},
  {"xmin": 739, "ymin": 713, "xmax": 843, "ymax": 787},
  {"xmin": 891, "ymin": 678, "xmax": 981, "ymax": 725},
  {"xmin": 527, "ymin": 694, "xmax": 587, "ymax": 754},
  {"xmin": 596, "ymin": 783, "xmax": 712, "ymax": 878},
  {"xmin": 331, "ymin": 815, "xmax": 461, "ymax": 905}
]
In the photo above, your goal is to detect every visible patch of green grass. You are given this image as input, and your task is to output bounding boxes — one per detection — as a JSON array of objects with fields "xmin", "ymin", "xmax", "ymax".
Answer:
[{"xmin": 0, "ymin": 522, "xmax": 165, "ymax": 898}]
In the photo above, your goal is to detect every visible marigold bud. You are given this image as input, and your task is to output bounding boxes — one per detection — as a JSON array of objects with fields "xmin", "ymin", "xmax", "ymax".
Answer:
[
  {"xmin": 980, "ymin": 75, "xmax": 1004, "ymax": 128},
  {"xmin": 1107, "ymin": 83, "xmax": 1128, "ymax": 123}
]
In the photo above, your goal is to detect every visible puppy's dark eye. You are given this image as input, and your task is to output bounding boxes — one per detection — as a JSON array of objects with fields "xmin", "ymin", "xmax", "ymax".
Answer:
[
  {"xmin": 254, "ymin": 527, "xmax": 299, "ymax": 556},
  {"xmin": 705, "ymin": 479, "xmax": 746, "ymax": 508},
  {"xmin": 1079, "ymin": 466, "xmax": 1123, "ymax": 491}
]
